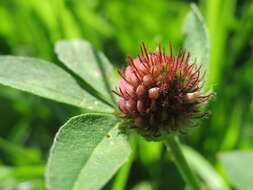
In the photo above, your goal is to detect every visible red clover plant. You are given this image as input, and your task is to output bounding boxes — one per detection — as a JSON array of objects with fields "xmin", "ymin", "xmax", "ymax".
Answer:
[{"xmin": 0, "ymin": 4, "xmax": 211, "ymax": 190}]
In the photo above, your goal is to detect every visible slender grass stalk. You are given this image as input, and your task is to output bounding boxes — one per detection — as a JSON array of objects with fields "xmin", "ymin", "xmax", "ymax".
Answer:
[
  {"xmin": 164, "ymin": 135, "xmax": 202, "ymax": 190},
  {"xmin": 111, "ymin": 138, "xmax": 136, "ymax": 190},
  {"xmin": 111, "ymin": 152, "xmax": 134, "ymax": 190}
]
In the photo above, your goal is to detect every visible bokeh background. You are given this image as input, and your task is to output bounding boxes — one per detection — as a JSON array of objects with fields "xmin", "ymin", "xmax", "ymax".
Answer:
[{"xmin": 0, "ymin": 0, "xmax": 252, "ymax": 189}]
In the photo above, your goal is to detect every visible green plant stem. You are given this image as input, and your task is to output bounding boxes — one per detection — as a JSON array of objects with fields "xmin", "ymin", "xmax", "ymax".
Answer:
[
  {"xmin": 111, "ymin": 151, "xmax": 134, "ymax": 190},
  {"xmin": 164, "ymin": 135, "xmax": 201, "ymax": 190},
  {"xmin": 111, "ymin": 138, "xmax": 136, "ymax": 190}
]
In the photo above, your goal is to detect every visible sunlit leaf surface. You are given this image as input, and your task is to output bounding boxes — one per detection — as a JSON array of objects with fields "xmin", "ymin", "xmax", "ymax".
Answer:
[
  {"xmin": 219, "ymin": 151, "xmax": 253, "ymax": 190},
  {"xmin": 183, "ymin": 4, "xmax": 210, "ymax": 86},
  {"xmin": 0, "ymin": 56, "xmax": 113, "ymax": 112},
  {"xmin": 55, "ymin": 40, "xmax": 117, "ymax": 104},
  {"xmin": 46, "ymin": 113, "xmax": 131, "ymax": 190}
]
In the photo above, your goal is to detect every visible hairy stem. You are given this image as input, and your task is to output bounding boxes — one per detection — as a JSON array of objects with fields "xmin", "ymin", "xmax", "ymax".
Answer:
[{"xmin": 164, "ymin": 135, "xmax": 201, "ymax": 190}]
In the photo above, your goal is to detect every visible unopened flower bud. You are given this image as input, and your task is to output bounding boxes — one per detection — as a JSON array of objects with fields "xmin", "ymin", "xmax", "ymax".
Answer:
[
  {"xmin": 148, "ymin": 87, "xmax": 159, "ymax": 99},
  {"xmin": 184, "ymin": 92, "xmax": 199, "ymax": 103},
  {"xmin": 152, "ymin": 65, "xmax": 162, "ymax": 76},
  {"xmin": 136, "ymin": 85, "xmax": 146, "ymax": 98},
  {"xmin": 118, "ymin": 80, "xmax": 135, "ymax": 97},
  {"xmin": 137, "ymin": 100, "xmax": 145, "ymax": 113},
  {"xmin": 118, "ymin": 100, "xmax": 128, "ymax": 114},
  {"xmin": 134, "ymin": 58, "xmax": 149, "ymax": 73},
  {"xmin": 130, "ymin": 74, "xmax": 139, "ymax": 87},
  {"xmin": 125, "ymin": 66, "xmax": 139, "ymax": 87},
  {"xmin": 143, "ymin": 74, "xmax": 154, "ymax": 86},
  {"xmin": 126, "ymin": 99, "xmax": 136, "ymax": 112}
]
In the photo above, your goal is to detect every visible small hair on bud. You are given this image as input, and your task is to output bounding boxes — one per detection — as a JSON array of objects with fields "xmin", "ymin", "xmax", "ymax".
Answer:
[{"xmin": 148, "ymin": 87, "xmax": 159, "ymax": 99}]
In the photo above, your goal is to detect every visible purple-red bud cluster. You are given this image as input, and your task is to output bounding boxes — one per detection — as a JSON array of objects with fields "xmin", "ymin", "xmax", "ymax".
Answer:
[{"xmin": 113, "ymin": 43, "xmax": 211, "ymax": 139}]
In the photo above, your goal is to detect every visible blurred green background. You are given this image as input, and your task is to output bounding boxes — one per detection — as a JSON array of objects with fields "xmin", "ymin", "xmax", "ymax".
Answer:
[{"xmin": 0, "ymin": 0, "xmax": 253, "ymax": 189}]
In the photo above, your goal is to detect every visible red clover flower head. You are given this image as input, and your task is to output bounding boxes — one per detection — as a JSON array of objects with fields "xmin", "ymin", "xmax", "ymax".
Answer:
[{"xmin": 113, "ymin": 43, "xmax": 212, "ymax": 140}]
